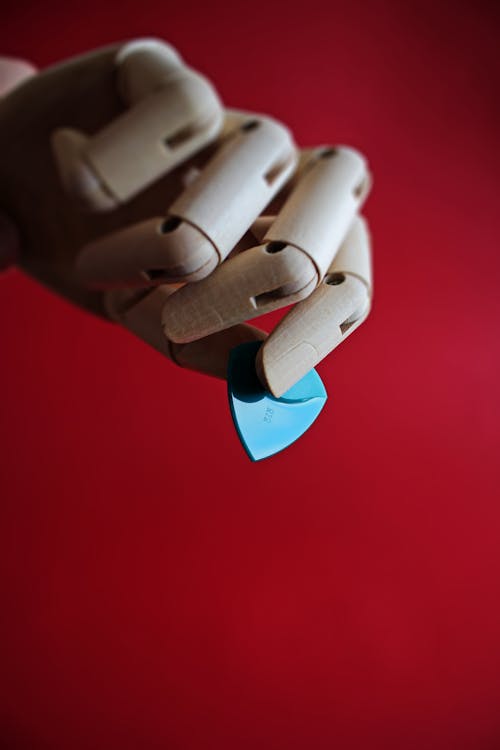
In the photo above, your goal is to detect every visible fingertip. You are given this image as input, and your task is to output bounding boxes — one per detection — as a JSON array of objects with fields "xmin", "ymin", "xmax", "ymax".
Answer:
[
  {"xmin": 115, "ymin": 38, "xmax": 183, "ymax": 103},
  {"xmin": 255, "ymin": 339, "xmax": 317, "ymax": 398},
  {"xmin": 0, "ymin": 57, "xmax": 36, "ymax": 96}
]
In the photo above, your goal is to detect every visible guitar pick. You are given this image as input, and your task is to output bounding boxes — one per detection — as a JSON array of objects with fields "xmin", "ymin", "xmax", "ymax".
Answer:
[{"xmin": 227, "ymin": 341, "xmax": 327, "ymax": 461}]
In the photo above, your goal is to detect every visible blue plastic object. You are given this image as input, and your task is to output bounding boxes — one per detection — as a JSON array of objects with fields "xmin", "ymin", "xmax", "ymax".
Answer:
[{"xmin": 227, "ymin": 341, "xmax": 328, "ymax": 461}]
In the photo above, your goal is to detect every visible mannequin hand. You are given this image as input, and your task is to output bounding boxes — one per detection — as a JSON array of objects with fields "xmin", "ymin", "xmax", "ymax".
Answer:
[{"xmin": 0, "ymin": 39, "xmax": 372, "ymax": 395}]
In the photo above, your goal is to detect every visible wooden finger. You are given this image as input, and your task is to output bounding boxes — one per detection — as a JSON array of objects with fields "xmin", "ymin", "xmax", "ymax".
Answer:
[
  {"xmin": 163, "ymin": 110, "xmax": 297, "ymax": 264},
  {"xmin": 77, "ymin": 216, "xmax": 219, "ymax": 287},
  {"xmin": 256, "ymin": 216, "xmax": 373, "ymax": 396},
  {"xmin": 263, "ymin": 145, "xmax": 370, "ymax": 279},
  {"xmin": 162, "ymin": 242, "xmax": 317, "ymax": 343},
  {"xmin": 51, "ymin": 39, "xmax": 223, "ymax": 210}
]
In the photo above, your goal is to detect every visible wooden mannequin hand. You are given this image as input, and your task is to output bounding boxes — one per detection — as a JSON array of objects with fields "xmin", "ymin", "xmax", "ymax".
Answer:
[{"xmin": 0, "ymin": 39, "xmax": 373, "ymax": 395}]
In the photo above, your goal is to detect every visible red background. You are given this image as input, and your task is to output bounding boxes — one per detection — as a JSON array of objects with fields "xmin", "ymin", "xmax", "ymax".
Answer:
[{"xmin": 1, "ymin": 1, "xmax": 500, "ymax": 748}]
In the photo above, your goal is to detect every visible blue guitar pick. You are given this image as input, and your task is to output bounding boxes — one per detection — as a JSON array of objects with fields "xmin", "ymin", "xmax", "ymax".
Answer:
[{"xmin": 227, "ymin": 341, "xmax": 327, "ymax": 461}]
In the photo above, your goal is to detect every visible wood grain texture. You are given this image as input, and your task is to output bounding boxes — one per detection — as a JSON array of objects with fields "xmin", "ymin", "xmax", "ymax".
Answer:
[{"xmin": 257, "ymin": 216, "xmax": 372, "ymax": 396}]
